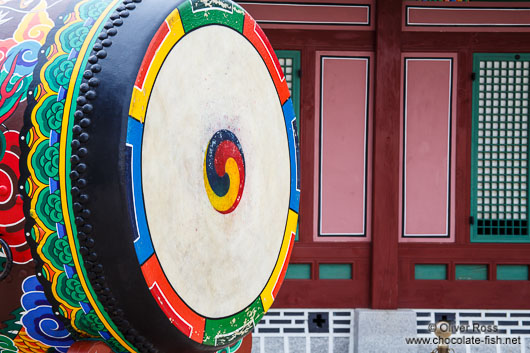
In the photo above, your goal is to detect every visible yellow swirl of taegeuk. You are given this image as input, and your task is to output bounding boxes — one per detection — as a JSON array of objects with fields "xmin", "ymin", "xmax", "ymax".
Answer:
[{"xmin": 203, "ymin": 155, "xmax": 241, "ymax": 213}]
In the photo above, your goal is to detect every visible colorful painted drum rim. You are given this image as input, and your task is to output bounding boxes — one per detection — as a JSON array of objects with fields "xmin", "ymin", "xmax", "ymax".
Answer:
[
  {"xmin": 22, "ymin": 0, "xmax": 139, "ymax": 351},
  {"xmin": 125, "ymin": 0, "xmax": 300, "ymax": 346},
  {"xmin": 21, "ymin": 0, "xmax": 300, "ymax": 351}
]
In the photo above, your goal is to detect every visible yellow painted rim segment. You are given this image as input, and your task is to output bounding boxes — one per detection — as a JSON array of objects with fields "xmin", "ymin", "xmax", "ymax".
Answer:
[
  {"xmin": 260, "ymin": 209, "xmax": 297, "ymax": 311},
  {"xmin": 129, "ymin": 9, "xmax": 184, "ymax": 122}
]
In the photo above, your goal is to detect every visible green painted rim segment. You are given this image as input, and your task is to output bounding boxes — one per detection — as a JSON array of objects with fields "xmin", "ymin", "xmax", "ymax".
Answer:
[
  {"xmin": 470, "ymin": 53, "xmax": 530, "ymax": 243},
  {"xmin": 286, "ymin": 263, "xmax": 311, "ymax": 279},
  {"xmin": 204, "ymin": 297, "xmax": 263, "ymax": 346},
  {"xmin": 497, "ymin": 264, "xmax": 529, "ymax": 280},
  {"xmin": 414, "ymin": 264, "xmax": 447, "ymax": 280},
  {"xmin": 319, "ymin": 263, "xmax": 352, "ymax": 280},
  {"xmin": 455, "ymin": 264, "xmax": 488, "ymax": 280},
  {"xmin": 178, "ymin": 0, "xmax": 245, "ymax": 33}
]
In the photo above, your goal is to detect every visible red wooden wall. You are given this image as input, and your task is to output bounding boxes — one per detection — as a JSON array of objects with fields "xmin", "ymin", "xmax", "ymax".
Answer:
[{"xmin": 242, "ymin": 0, "xmax": 530, "ymax": 309}]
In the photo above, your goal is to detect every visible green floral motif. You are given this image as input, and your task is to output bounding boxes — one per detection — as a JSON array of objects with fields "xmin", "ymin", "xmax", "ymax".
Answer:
[
  {"xmin": 0, "ymin": 335, "xmax": 17, "ymax": 353},
  {"xmin": 57, "ymin": 273, "xmax": 87, "ymax": 306},
  {"xmin": 35, "ymin": 188, "xmax": 63, "ymax": 229},
  {"xmin": 31, "ymin": 142, "xmax": 59, "ymax": 183},
  {"xmin": 35, "ymin": 96, "xmax": 64, "ymax": 136},
  {"xmin": 79, "ymin": 0, "xmax": 110, "ymax": 20},
  {"xmin": 40, "ymin": 143, "xmax": 60, "ymax": 180},
  {"xmin": 0, "ymin": 307, "xmax": 22, "ymax": 340},
  {"xmin": 47, "ymin": 101, "xmax": 64, "ymax": 132},
  {"xmin": 44, "ymin": 189, "xmax": 63, "ymax": 224},
  {"xmin": 42, "ymin": 233, "xmax": 74, "ymax": 268},
  {"xmin": 44, "ymin": 55, "xmax": 75, "ymax": 92},
  {"xmin": 31, "ymin": 143, "xmax": 49, "ymax": 184},
  {"xmin": 74, "ymin": 311, "xmax": 105, "ymax": 336},
  {"xmin": 59, "ymin": 23, "xmax": 90, "ymax": 53},
  {"xmin": 52, "ymin": 237, "xmax": 74, "ymax": 266}
]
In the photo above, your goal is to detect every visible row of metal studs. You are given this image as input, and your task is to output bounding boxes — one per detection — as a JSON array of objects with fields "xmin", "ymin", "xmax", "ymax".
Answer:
[{"xmin": 69, "ymin": 1, "xmax": 158, "ymax": 351}]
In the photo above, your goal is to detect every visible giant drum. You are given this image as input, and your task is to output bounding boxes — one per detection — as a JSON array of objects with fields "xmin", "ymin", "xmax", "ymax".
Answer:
[{"xmin": 0, "ymin": 0, "xmax": 300, "ymax": 351}]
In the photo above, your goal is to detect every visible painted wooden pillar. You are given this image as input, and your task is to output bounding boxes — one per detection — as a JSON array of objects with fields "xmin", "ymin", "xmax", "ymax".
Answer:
[{"xmin": 371, "ymin": 0, "xmax": 402, "ymax": 309}]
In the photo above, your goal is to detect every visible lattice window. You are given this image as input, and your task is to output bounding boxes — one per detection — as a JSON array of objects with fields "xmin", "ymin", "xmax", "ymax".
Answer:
[
  {"xmin": 276, "ymin": 50, "xmax": 301, "ymax": 121},
  {"xmin": 279, "ymin": 56, "xmax": 294, "ymax": 90},
  {"xmin": 471, "ymin": 53, "xmax": 530, "ymax": 242}
]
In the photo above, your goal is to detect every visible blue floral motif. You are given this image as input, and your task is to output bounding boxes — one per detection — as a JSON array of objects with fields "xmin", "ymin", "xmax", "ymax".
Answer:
[{"xmin": 21, "ymin": 276, "xmax": 74, "ymax": 353}]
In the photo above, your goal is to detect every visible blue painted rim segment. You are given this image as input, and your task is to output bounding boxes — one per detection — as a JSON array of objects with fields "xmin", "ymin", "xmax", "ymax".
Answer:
[
  {"xmin": 125, "ymin": 116, "xmax": 154, "ymax": 265},
  {"xmin": 282, "ymin": 98, "xmax": 299, "ymax": 213}
]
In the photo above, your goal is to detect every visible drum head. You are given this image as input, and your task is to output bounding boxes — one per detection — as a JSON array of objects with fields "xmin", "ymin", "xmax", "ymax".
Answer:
[
  {"xmin": 22, "ymin": 0, "xmax": 299, "ymax": 351},
  {"xmin": 138, "ymin": 25, "xmax": 290, "ymax": 318}
]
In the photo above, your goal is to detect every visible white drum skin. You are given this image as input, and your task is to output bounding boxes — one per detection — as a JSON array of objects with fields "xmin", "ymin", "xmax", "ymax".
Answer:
[{"xmin": 141, "ymin": 25, "xmax": 291, "ymax": 318}]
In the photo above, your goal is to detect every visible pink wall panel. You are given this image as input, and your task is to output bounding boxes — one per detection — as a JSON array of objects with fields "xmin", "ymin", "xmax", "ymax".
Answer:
[
  {"xmin": 319, "ymin": 57, "xmax": 369, "ymax": 236},
  {"xmin": 403, "ymin": 2, "xmax": 530, "ymax": 32},
  {"xmin": 402, "ymin": 57, "xmax": 455, "ymax": 238},
  {"xmin": 239, "ymin": 2, "xmax": 371, "ymax": 26}
]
